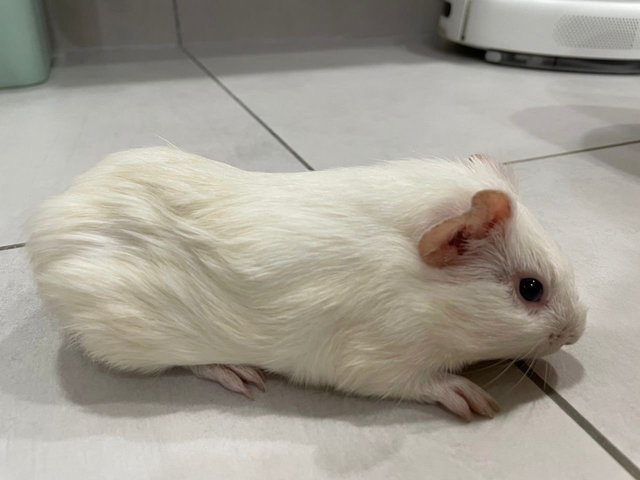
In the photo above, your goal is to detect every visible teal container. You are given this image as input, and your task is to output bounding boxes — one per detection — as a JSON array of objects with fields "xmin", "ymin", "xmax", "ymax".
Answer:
[{"xmin": 0, "ymin": 0, "xmax": 51, "ymax": 88}]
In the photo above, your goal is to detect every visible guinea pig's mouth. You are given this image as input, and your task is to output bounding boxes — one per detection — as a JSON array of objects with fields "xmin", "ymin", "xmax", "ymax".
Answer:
[
  {"xmin": 544, "ymin": 326, "xmax": 582, "ymax": 355},
  {"xmin": 529, "ymin": 337, "xmax": 578, "ymax": 359},
  {"xmin": 523, "ymin": 324, "xmax": 583, "ymax": 360},
  {"xmin": 530, "ymin": 345, "xmax": 562, "ymax": 359},
  {"xmin": 463, "ymin": 332, "xmax": 579, "ymax": 375}
]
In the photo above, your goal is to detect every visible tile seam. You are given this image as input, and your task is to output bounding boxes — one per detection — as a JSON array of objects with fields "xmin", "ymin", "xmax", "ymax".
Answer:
[
  {"xmin": 171, "ymin": 3, "xmax": 314, "ymax": 172},
  {"xmin": 517, "ymin": 362, "xmax": 640, "ymax": 479},
  {"xmin": 0, "ymin": 242, "xmax": 26, "ymax": 252},
  {"xmin": 505, "ymin": 139, "xmax": 640, "ymax": 165}
]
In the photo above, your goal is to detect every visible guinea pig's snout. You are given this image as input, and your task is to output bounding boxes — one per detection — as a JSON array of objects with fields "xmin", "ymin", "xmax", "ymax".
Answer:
[
  {"xmin": 562, "ymin": 331, "xmax": 579, "ymax": 345},
  {"xmin": 549, "ymin": 315, "xmax": 585, "ymax": 348},
  {"xmin": 548, "ymin": 326, "xmax": 577, "ymax": 349}
]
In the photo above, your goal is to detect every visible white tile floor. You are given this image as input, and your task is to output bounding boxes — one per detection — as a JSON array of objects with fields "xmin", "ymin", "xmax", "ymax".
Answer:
[
  {"xmin": 1, "ymin": 42, "xmax": 639, "ymax": 479},
  {"xmin": 190, "ymin": 40, "xmax": 640, "ymax": 167}
]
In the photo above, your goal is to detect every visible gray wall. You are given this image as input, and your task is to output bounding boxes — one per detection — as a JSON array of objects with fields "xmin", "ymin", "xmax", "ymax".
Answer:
[
  {"xmin": 44, "ymin": 0, "xmax": 442, "ymax": 53},
  {"xmin": 44, "ymin": 0, "xmax": 178, "ymax": 52}
]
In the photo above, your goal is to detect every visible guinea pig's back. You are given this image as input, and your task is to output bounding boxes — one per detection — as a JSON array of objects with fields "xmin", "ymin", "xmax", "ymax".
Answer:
[
  {"xmin": 26, "ymin": 147, "xmax": 266, "ymax": 372},
  {"xmin": 26, "ymin": 150, "xmax": 510, "ymax": 380}
]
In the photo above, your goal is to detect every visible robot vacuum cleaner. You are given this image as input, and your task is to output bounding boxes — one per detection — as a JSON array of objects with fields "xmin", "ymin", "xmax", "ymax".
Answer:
[{"xmin": 439, "ymin": 0, "xmax": 640, "ymax": 73}]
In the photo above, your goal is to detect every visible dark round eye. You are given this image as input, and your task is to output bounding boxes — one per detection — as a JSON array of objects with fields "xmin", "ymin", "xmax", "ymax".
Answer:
[{"xmin": 519, "ymin": 278, "xmax": 544, "ymax": 302}]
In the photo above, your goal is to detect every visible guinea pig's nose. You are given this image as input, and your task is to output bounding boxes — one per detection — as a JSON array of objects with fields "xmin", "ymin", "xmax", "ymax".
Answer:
[
  {"xmin": 560, "ymin": 327, "xmax": 581, "ymax": 346},
  {"xmin": 550, "ymin": 326, "xmax": 580, "ymax": 347}
]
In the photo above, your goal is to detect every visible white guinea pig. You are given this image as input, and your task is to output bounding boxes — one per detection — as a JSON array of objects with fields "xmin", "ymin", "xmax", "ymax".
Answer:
[{"xmin": 27, "ymin": 147, "xmax": 586, "ymax": 420}]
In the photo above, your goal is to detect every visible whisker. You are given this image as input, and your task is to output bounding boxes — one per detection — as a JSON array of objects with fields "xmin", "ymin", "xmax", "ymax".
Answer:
[
  {"xmin": 509, "ymin": 359, "xmax": 536, "ymax": 393},
  {"xmin": 483, "ymin": 342, "xmax": 536, "ymax": 388},
  {"xmin": 464, "ymin": 359, "xmax": 509, "ymax": 374},
  {"xmin": 559, "ymin": 352, "xmax": 566, "ymax": 375},
  {"xmin": 544, "ymin": 362, "xmax": 549, "ymax": 390},
  {"xmin": 494, "ymin": 341, "xmax": 541, "ymax": 390},
  {"xmin": 482, "ymin": 357, "xmax": 518, "ymax": 387},
  {"xmin": 508, "ymin": 339, "xmax": 548, "ymax": 394},
  {"xmin": 482, "ymin": 340, "xmax": 542, "ymax": 389}
]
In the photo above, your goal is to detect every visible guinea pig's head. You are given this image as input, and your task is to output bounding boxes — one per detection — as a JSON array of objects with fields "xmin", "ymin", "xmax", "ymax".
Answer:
[{"xmin": 418, "ymin": 163, "xmax": 586, "ymax": 363}]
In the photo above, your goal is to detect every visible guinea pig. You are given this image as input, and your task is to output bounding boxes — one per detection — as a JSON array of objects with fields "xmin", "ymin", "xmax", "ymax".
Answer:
[{"xmin": 26, "ymin": 147, "xmax": 586, "ymax": 421}]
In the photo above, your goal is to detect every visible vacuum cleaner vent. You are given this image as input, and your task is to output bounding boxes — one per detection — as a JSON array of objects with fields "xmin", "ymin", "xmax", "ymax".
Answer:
[
  {"xmin": 439, "ymin": 0, "xmax": 640, "ymax": 72},
  {"xmin": 554, "ymin": 15, "xmax": 640, "ymax": 50}
]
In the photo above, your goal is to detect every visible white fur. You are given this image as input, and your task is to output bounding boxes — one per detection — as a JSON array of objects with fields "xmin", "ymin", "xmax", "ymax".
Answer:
[{"xmin": 27, "ymin": 147, "xmax": 586, "ymax": 403}]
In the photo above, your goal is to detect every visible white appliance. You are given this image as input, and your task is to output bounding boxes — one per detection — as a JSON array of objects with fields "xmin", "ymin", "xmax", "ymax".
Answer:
[{"xmin": 439, "ymin": 0, "xmax": 640, "ymax": 72}]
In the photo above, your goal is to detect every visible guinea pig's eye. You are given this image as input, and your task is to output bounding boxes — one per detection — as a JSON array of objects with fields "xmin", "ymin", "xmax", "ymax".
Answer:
[{"xmin": 518, "ymin": 277, "xmax": 544, "ymax": 303}]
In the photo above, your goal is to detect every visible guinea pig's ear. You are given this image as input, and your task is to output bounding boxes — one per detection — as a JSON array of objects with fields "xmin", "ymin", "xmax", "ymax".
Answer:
[{"xmin": 419, "ymin": 190, "xmax": 512, "ymax": 268}]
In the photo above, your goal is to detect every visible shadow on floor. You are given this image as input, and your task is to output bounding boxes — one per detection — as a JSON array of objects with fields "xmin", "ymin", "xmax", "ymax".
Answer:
[
  {"xmin": 582, "ymin": 128, "xmax": 640, "ymax": 178},
  {"xmin": 511, "ymin": 105, "xmax": 640, "ymax": 159},
  {"xmin": 0, "ymin": 291, "xmax": 589, "ymax": 474},
  {"xmin": 0, "ymin": 306, "xmax": 577, "ymax": 423},
  {"xmin": 0, "ymin": 303, "xmax": 567, "ymax": 426}
]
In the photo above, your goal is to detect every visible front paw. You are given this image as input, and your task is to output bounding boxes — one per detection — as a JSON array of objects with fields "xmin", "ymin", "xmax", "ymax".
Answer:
[{"xmin": 425, "ymin": 374, "xmax": 500, "ymax": 421}]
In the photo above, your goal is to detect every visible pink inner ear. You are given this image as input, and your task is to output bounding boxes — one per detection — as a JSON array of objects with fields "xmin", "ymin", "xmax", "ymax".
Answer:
[
  {"xmin": 418, "ymin": 215, "xmax": 468, "ymax": 268},
  {"xmin": 448, "ymin": 230, "xmax": 467, "ymax": 255},
  {"xmin": 418, "ymin": 190, "xmax": 512, "ymax": 268},
  {"xmin": 468, "ymin": 190, "xmax": 512, "ymax": 237}
]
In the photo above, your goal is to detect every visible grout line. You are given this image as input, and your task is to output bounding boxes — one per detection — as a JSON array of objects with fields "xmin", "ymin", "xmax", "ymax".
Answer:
[
  {"xmin": 505, "ymin": 139, "xmax": 640, "ymax": 165},
  {"xmin": 171, "ymin": 3, "xmax": 314, "ymax": 172},
  {"xmin": 171, "ymin": 0, "xmax": 183, "ymax": 46},
  {"xmin": 517, "ymin": 362, "xmax": 640, "ymax": 479},
  {"xmin": 0, "ymin": 242, "xmax": 26, "ymax": 252},
  {"xmin": 170, "ymin": 5, "xmax": 639, "ymax": 173},
  {"xmin": 181, "ymin": 46, "xmax": 314, "ymax": 171}
]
